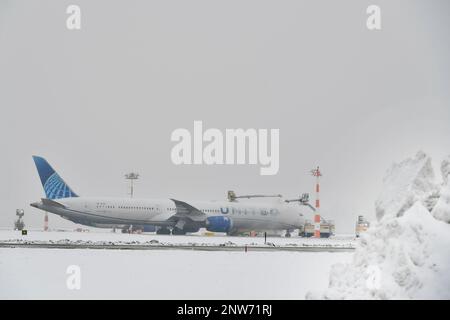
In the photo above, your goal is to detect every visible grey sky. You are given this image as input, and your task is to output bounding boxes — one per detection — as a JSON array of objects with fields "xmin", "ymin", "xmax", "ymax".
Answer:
[{"xmin": 0, "ymin": 0, "xmax": 449, "ymax": 232}]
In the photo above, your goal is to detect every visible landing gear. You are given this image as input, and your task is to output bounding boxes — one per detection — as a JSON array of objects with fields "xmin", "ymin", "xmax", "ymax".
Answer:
[
  {"xmin": 171, "ymin": 228, "xmax": 186, "ymax": 235},
  {"xmin": 285, "ymin": 231, "xmax": 291, "ymax": 238},
  {"xmin": 156, "ymin": 227, "xmax": 171, "ymax": 235}
]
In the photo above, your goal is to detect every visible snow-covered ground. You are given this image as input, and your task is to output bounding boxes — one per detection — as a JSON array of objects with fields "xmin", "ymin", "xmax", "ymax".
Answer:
[
  {"xmin": 0, "ymin": 248, "xmax": 351, "ymax": 299},
  {"xmin": 0, "ymin": 230, "xmax": 354, "ymax": 299},
  {"xmin": 0, "ymin": 230, "xmax": 356, "ymax": 248}
]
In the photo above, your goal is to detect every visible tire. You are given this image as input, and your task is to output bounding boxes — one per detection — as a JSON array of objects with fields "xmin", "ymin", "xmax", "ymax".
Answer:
[
  {"xmin": 172, "ymin": 228, "xmax": 186, "ymax": 235},
  {"xmin": 156, "ymin": 228, "xmax": 171, "ymax": 235}
]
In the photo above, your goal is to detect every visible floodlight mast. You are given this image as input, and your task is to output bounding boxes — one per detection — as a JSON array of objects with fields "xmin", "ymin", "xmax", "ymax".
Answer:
[{"xmin": 125, "ymin": 172, "xmax": 139, "ymax": 198}]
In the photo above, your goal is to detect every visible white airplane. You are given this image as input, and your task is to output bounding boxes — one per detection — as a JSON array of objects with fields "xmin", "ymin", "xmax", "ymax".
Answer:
[{"xmin": 30, "ymin": 156, "xmax": 309, "ymax": 236}]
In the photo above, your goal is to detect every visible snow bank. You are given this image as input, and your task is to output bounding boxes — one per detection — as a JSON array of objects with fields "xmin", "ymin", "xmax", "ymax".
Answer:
[
  {"xmin": 432, "ymin": 156, "xmax": 450, "ymax": 223},
  {"xmin": 433, "ymin": 183, "xmax": 450, "ymax": 223},
  {"xmin": 311, "ymin": 152, "xmax": 450, "ymax": 300},
  {"xmin": 0, "ymin": 230, "xmax": 356, "ymax": 248},
  {"xmin": 441, "ymin": 156, "xmax": 450, "ymax": 185},
  {"xmin": 315, "ymin": 203, "xmax": 450, "ymax": 299},
  {"xmin": 375, "ymin": 151, "xmax": 438, "ymax": 220}
]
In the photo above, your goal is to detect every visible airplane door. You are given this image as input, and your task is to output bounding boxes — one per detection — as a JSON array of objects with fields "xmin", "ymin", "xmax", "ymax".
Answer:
[{"xmin": 95, "ymin": 202, "xmax": 107, "ymax": 213}]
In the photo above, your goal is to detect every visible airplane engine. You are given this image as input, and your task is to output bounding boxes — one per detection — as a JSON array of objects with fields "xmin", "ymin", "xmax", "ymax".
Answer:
[{"xmin": 205, "ymin": 216, "xmax": 233, "ymax": 233}]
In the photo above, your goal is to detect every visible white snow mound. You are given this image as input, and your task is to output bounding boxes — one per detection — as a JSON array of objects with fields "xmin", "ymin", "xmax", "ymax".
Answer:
[
  {"xmin": 441, "ymin": 156, "xmax": 450, "ymax": 185},
  {"xmin": 432, "ymin": 157, "xmax": 450, "ymax": 223},
  {"xmin": 375, "ymin": 151, "xmax": 438, "ymax": 220},
  {"xmin": 432, "ymin": 184, "xmax": 450, "ymax": 223},
  {"xmin": 316, "ymin": 202, "xmax": 450, "ymax": 299},
  {"xmin": 310, "ymin": 152, "xmax": 450, "ymax": 300}
]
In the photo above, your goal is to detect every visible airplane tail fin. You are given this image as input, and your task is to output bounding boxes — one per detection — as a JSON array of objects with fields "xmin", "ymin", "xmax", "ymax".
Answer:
[{"xmin": 32, "ymin": 156, "xmax": 78, "ymax": 199}]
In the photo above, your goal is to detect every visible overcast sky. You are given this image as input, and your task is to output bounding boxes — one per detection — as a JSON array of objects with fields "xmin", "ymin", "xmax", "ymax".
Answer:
[{"xmin": 0, "ymin": 0, "xmax": 449, "ymax": 232}]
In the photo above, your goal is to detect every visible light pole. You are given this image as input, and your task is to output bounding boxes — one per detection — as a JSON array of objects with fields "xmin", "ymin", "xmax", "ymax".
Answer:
[{"xmin": 125, "ymin": 172, "xmax": 139, "ymax": 198}]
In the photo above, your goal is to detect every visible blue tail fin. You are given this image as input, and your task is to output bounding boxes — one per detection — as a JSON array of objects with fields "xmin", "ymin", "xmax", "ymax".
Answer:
[{"xmin": 32, "ymin": 156, "xmax": 78, "ymax": 199}]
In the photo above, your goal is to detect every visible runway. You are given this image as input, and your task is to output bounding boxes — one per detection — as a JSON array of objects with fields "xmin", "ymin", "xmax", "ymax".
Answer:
[{"xmin": 0, "ymin": 241, "xmax": 355, "ymax": 252}]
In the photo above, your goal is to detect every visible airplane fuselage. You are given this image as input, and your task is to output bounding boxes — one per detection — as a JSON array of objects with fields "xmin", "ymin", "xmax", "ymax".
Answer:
[{"xmin": 31, "ymin": 197, "xmax": 304, "ymax": 233}]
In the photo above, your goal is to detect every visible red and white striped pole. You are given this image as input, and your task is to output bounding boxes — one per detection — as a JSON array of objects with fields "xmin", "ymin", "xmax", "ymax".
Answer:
[
  {"xmin": 44, "ymin": 212, "xmax": 48, "ymax": 231},
  {"xmin": 311, "ymin": 166, "xmax": 322, "ymax": 238}
]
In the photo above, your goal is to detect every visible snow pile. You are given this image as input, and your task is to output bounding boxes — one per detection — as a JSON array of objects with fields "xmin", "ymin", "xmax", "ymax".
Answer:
[
  {"xmin": 310, "ymin": 152, "xmax": 450, "ymax": 299},
  {"xmin": 441, "ymin": 156, "xmax": 450, "ymax": 185},
  {"xmin": 432, "ymin": 156, "xmax": 450, "ymax": 223},
  {"xmin": 375, "ymin": 151, "xmax": 438, "ymax": 220},
  {"xmin": 0, "ymin": 230, "xmax": 356, "ymax": 248},
  {"xmin": 317, "ymin": 203, "xmax": 450, "ymax": 299},
  {"xmin": 432, "ymin": 184, "xmax": 450, "ymax": 223},
  {"xmin": 1, "ymin": 237, "xmax": 355, "ymax": 249}
]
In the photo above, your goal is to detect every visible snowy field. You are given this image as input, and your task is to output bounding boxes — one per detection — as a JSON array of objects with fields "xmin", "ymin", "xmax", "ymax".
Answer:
[
  {"xmin": 0, "ymin": 247, "xmax": 351, "ymax": 299},
  {"xmin": 0, "ymin": 230, "xmax": 354, "ymax": 299}
]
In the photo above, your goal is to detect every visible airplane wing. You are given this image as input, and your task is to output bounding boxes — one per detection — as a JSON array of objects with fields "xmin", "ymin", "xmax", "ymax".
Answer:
[{"xmin": 170, "ymin": 199, "xmax": 206, "ymax": 222}]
